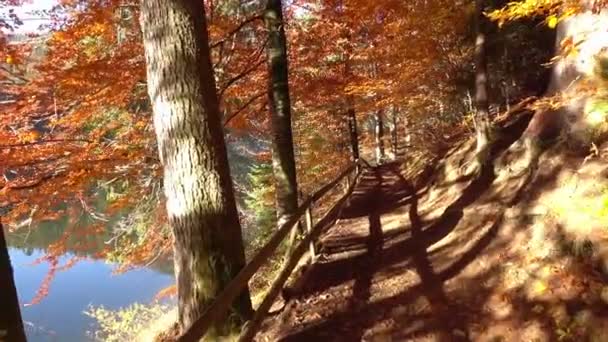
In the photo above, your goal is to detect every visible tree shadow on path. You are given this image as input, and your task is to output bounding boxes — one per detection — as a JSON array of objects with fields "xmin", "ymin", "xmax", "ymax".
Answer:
[{"xmin": 276, "ymin": 114, "xmax": 532, "ymax": 341}]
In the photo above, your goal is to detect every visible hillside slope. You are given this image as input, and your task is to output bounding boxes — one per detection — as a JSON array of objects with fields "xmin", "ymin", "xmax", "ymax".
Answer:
[{"xmin": 256, "ymin": 113, "xmax": 608, "ymax": 342}]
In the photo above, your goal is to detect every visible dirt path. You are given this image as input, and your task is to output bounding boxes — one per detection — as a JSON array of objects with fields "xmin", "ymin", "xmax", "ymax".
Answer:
[{"xmin": 257, "ymin": 139, "xmax": 608, "ymax": 341}]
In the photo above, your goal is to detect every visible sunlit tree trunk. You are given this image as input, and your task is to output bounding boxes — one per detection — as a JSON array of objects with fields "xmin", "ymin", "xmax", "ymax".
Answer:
[
  {"xmin": 0, "ymin": 223, "xmax": 27, "ymax": 342},
  {"xmin": 140, "ymin": 0, "xmax": 252, "ymax": 333},
  {"xmin": 375, "ymin": 110, "xmax": 385, "ymax": 164},
  {"xmin": 404, "ymin": 114, "xmax": 411, "ymax": 147},
  {"xmin": 264, "ymin": 0, "xmax": 299, "ymax": 226},
  {"xmin": 523, "ymin": 1, "xmax": 608, "ymax": 160},
  {"xmin": 473, "ymin": 0, "xmax": 492, "ymax": 167}
]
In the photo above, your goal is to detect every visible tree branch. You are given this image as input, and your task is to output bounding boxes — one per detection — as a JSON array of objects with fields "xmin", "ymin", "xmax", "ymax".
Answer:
[
  {"xmin": 218, "ymin": 59, "xmax": 265, "ymax": 99},
  {"xmin": 0, "ymin": 138, "xmax": 92, "ymax": 149},
  {"xmin": 223, "ymin": 92, "xmax": 266, "ymax": 127},
  {"xmin": 210, "ymin": 14, "xmax": 263, "ymax": 49},
  {"xmin": 217, "ymin": 36, "xmax": 269, "ymax": 99},
  {"xmin": 0, "ymin": 65, "xmax": 29, "ymax": 84}
]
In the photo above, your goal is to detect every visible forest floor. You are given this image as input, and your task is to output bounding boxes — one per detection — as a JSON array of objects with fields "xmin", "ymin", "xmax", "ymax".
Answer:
[{"xmin": 256, "ymin": 114, "xmax": 608, "ymax": 342}]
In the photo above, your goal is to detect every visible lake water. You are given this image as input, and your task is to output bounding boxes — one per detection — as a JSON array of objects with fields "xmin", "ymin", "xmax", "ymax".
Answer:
[
  {"xmin": 9, "ymin": 237, "xmax": 174, "ymax": 342},
  {"xmin": 7, "ymin": 222, "xmax": 174, "ymax": 342}
]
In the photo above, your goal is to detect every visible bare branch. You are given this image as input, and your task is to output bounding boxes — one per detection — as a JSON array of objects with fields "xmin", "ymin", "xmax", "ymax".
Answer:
[
  {"xmin": 223, "ymin": 92, "xmax": 266, "ymax": 127},
  {"xmin": 0, "ymin": 65, "xmax": 29, "ymax": 84},
  {"xmin": 218, "ymin": 59, "xmax": 265, "ymax": 99},
  {"xmin": 0, "ymin": 138, "xmax": 92, "ymax": 149},
  {"xmin": 210, "ymin": 14, "xmax": 263, "ymax": 49},
  {"xmin": 217, "ymin": 36, "xmax": 269, "ymax": 99}
]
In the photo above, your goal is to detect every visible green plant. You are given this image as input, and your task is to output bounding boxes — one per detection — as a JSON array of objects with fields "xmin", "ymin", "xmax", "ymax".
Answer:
[
  {"xmin": 84, "ymin": 302, "xmax": 173, "ymax": 342},
  {"xmin": 244, "ymin": 162, "xmax": 276, "ymax": 246}
]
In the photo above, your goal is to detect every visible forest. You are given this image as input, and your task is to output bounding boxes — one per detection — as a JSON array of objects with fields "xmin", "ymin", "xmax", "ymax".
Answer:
[{"xmin": 2, "ymin": 0, "xmax": 608, "ymax": 341}]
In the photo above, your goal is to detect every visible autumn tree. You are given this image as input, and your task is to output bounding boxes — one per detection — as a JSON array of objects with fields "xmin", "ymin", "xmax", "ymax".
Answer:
[{"xmin": 140, "ymin": 0, "xmax": 252, "ymax": 334}]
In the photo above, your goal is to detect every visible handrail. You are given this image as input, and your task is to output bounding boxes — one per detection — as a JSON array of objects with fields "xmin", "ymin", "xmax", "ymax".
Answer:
[
  {"xmin": 178, "ymin": 161, "xmax": 363, "ymax": 342},
  {"xmin": 239, "ymin": 166, "xmax": 362, "ymax": 341}
]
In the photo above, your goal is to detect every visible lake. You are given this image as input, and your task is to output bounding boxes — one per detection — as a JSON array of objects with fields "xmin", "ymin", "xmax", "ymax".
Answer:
[
  {"xmin": 9, "ymin": 247, "xmax": 174, "ymax": 342},
  {"xmin": 8, "ymin": 224, "xmax": 175, "ymax": 342}
]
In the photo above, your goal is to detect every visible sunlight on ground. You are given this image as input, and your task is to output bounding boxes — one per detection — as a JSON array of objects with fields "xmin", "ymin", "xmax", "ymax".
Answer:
[
  {"xmin": 136, "ymin": 307, "xmax": 177, "ymax": 342},
  {"xmin": 540, "ymin": 158, "xmax": 608, "ymax": 270}
]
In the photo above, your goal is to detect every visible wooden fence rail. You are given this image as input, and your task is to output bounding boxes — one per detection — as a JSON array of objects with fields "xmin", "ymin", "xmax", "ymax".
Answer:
[{"xmin": 178, "ymin": 161, "xmax": 364, "ymax": 342}]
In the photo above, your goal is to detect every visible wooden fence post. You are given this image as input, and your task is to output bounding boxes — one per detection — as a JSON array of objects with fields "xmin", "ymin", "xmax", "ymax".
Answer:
[{"xmin": 345, "ymin": 173, "xmax": 351, "ymax": 191}]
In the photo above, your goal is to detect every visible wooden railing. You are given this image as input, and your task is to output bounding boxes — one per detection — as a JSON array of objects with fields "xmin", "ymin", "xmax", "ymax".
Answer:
[{"xmin": 178, "ymin": 161, "xmax": 364, "ymax": 342}]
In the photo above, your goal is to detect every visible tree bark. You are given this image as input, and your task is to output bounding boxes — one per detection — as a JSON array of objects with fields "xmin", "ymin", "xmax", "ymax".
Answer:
[
  {"xmin": 140, "ymin": 0, "xmax": 252, "ymax": 333},
  {"xmin": 375, "ymin": 110, "xmax": 385, "ymax": 164},
  {"xmin": 0, "ymin": 223, "xmax": 27, "ymax": 342},
  {"xmin": 344, "ymin": 47, "xmax": 359, "ymax": 162},
  {"xmin": 524, "ymin": 1, "xmax": 608, "ymax": 155},
  {"xmin": 264, "ymin": 0, "xmax": 299, "ymax": 227},
  {"xmin": 347, "ymin": 100, "xmax": 360, "ymax": 161},
  {"xmin": 390, "ymin": 106, "xmax": 399, "ymax": 160},
  {"xmin": 473, "ymin": 0, "xmax": 492, "ymax": 166}
]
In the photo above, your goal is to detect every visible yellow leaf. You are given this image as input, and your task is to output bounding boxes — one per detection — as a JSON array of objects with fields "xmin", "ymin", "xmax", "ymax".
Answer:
[
  {"xmin": 532, "ymin": 280, "xmax": 548, "ymax": 294},
  {"xmin": 547, "ymin": 15, "xmax": 558, "ymax": 29}
]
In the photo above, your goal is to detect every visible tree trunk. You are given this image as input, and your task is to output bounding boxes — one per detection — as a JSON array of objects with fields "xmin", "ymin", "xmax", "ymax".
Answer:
[
  {"xmin": 404, "ymin": 114, "xmax": 411, "ymax": 151},
  {"xmin": 390, "ymin": 107, "xmax": 399, "ymax": 160},
  {"xmin": 140, "ymin": 0, "xmax": 252, "ymax": 334},
  {"xmin": 375, "ymin": 110, "xmax": 385, "ymax": 164},
  {"xmin": 473, "ymin": 0, "xmax": 492, "ymax": 166},
  {"xmin": 264, "ymin": 0, "xmax": 299, "ymax": 227},
  {"xmin": 344, "ymin": 48, "xmax": 359, "ymax": 162},
  {"xmin": 347, "ymin": 100, "xmax": 360, "ymax": 161},
  {"xmin": 0, "ymin": 223, "xmax": 27, "ymax": 342},
  {"xmin": 523, "ymin": 1, "xmax": 608, "ymax": 156}
]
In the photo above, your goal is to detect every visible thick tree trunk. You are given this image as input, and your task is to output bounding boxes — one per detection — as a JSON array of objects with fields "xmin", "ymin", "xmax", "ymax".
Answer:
[
  {"xmin": 524, "ymin": 1, "xmax": 608, "ymax": 156},
  {"xmin": 473, "ymin": 0, "xmax": 492, "ymax": 166},
  {"xmin": 140, "ymin": 0, "xmax": 252, "ymax": 333},
  {"xmin": 347, "ymin": 100, "xmax": 360, "ymax": 161},
  {"xmin": 264, "ymin": 0, "xmax": 299, "ymax": 227},
  {"xmin": 375, "ymin": 110, "xmax": 385, "ymax": 164},
  {"xmin": 0, "ymin": 223, "xmax": 27, "ymax": 342}
]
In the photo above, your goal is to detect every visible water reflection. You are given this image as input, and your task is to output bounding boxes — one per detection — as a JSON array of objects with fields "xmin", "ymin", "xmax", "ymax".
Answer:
[{"xmin": 8, "ymin": 213, "xmax": 174, "ymax": 342}]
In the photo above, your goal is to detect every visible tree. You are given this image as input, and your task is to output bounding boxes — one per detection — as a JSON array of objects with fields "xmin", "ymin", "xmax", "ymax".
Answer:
[
  {"xmin": 490, "ymin": 0, "xmax": 608, "ymax": 165},
  {"xmin": 264, "ymin": 0, "xmax": 299, "ymax": 226},
  {"xmin": 347, "ymin": 103, "xmax": 360, "ymax": 161},
  {"xmin": 389, "ymin": 106, "xmax": 399, "ymax": 159},
  {"xmin": 375, "ymin": 109, "xmax": 385, "ymax": 164},
  {"xmin": 0, "ymin": 222, "xmax": 27, "ymax": 342},
  {"xmin": 472, "ymin": 0, "xmax": 493, "ymax": 170},
  {"xmin": 139, "ymin": 0, "xmax": 252, "ymax": 333}
]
